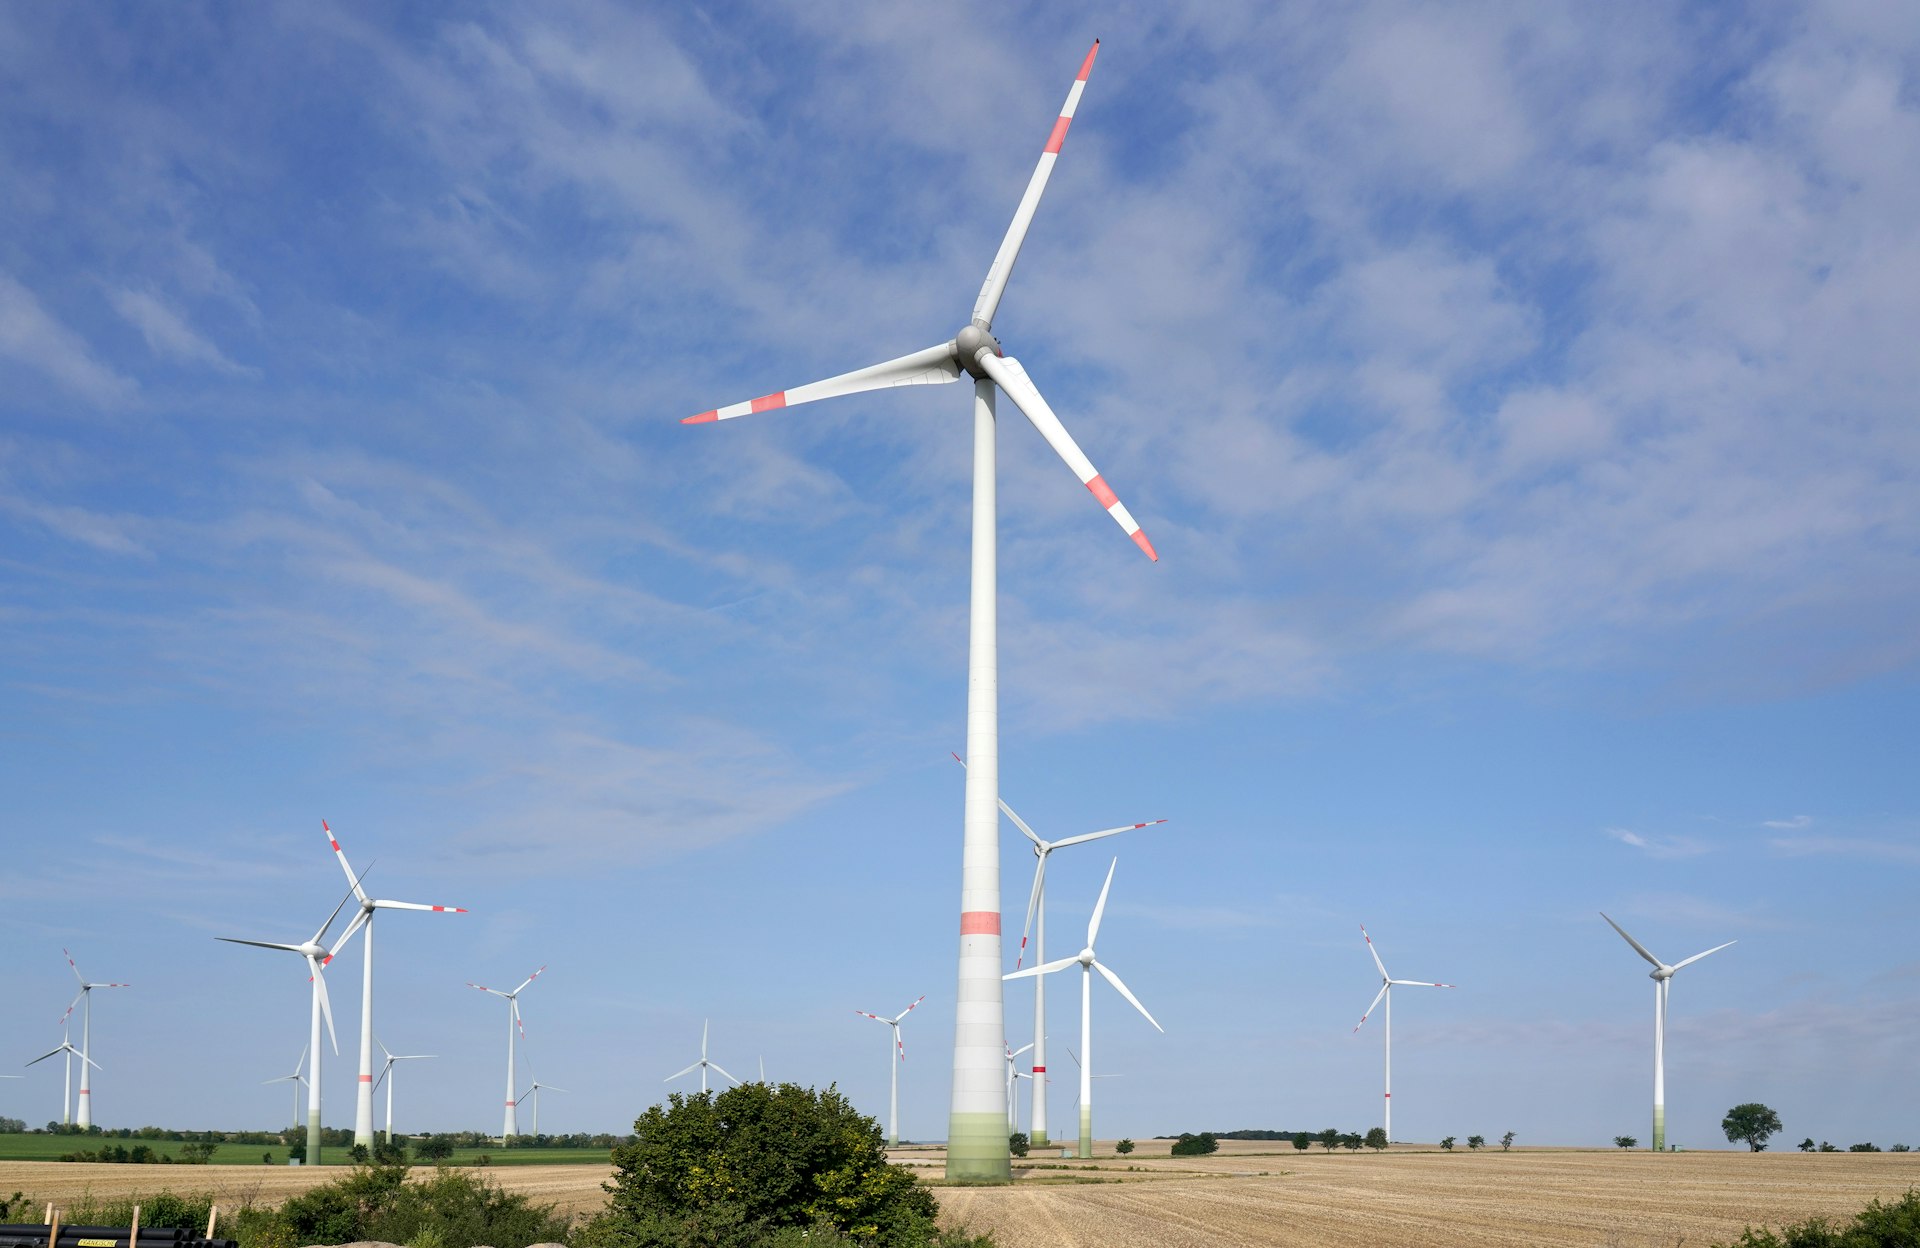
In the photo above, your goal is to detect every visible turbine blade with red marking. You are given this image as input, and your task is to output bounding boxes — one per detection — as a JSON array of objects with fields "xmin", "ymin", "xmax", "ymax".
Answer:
[
  {"xmin": 1361, "ymin": 924, "xmax": 1391, "ymax": 981},
  {"xmin": 893, "ymin": 994, "xmax": 926, "ymax": 1023},
  {"xmin": 974, "ymin": 39, "xmax": 1101, "ymax": 329},
  {"xmin": 512, "ymin": 965, "xmax": 548, "ymax": 996},
  {"xmin": 323, "ymin": 821, "xmax": 373, "ymax": 905},
  {"xmin": 682, "ymin": 343, "xmax": 959, "ymax": 424},
  {"xmin": 1016, "ymin": 853, "xmax": 1046, "ymax": 970},
  {"xmin": 1353, "ymin": 982, "xmax": 1389, "ymax": 1033},
  {"xmin": 1050, "ymin": 819, "xmax": 1167, "ymax": 850},
  {"xmin": 371, "ymin": 899, "xmax": 467, "ymax": 913},
  {"xmin": 310, "ymin": 954, "xmax": 339, "ymax": 1055},
  {"xmin": 975, "ymin": 353, "xmax": 1157, "ymax": 560}
]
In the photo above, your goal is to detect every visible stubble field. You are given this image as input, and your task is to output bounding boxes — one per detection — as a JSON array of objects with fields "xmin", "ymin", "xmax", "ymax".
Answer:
[{"xmin": 3, "ymin": 1144, "xmax": 1916, "ymax": 1246}]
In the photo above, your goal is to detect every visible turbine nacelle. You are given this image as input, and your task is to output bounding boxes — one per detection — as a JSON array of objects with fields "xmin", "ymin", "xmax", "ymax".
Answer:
[{"xmin": 953, "ymin": 325, "xmax": 1003, "ymax": 377}]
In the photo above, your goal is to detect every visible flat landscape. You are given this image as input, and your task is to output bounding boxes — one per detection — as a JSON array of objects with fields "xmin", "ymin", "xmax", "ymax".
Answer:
[{"xmin": 4, "ymin": 1144, "xmax": 1917, "ymax": 1246}]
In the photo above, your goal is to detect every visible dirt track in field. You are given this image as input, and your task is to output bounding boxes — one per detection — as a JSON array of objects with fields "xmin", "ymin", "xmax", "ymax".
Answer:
[{"xmin": 6, "ymin": 1146, "xmax": 1918, "ymax": 1246}]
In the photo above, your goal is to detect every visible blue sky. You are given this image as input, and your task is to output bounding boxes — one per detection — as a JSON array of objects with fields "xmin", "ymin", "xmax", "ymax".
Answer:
[{"xmin": 3, "ymin": 2, "xmax": 1917, "ymax": 1151}]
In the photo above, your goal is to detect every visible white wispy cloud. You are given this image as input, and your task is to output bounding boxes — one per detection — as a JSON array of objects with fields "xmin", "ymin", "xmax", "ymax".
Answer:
[
  {"xmin": 1768, "ymin": 836, "xmax": 1920, "ymax": 866},
  {"xmin": 1604, "ymin": 827, "xmax": 1710, "ymax": 860},
  {"xmin": 0, "ymin": 273, "xmax": 136, "ymax": 407},
  {"xmin": 107, "ymin": 287, "xmax": 257, "ymax": 376}
]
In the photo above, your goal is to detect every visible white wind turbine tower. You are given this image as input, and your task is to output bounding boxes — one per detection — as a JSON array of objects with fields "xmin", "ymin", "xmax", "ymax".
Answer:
[
  {"xmin": 1352, "ymin": 925, "xmax": 1454, "ymax": 1144},
  {"xmin": 218, "ymin": 882, "xmax": 356, "ymax": 1165},
  {"xmin": 1005, "ymin": 860, "xmax": 1161, "ymax": 1158},
  {"xmin": 57, "ymin": 950, "xmax": 127, "ymax": 1130},
  {"xmin": 683, "ymin": 39, "xmax": 1154, "ymax": 1181},
  {"xmin": 467, "ymin": 965, "xmax": 545, "ymax": 1141},
  {"xmin": 953, "ymin": 752, "xmax": 1165, "ymax": 1148},
  {"xmin": 1602, "ymin": 912, "xmax": 1735, "ymax": 1152},
  {"xmin": 323, "ymin": 820, "xmax": 467, "ymax": 1149},
  {"xmin": 263, "ymin": 1044, "xmax": 309, "ymax": 1131},
  {"xmin": 372, "ymin": 1038, "xmax": 435, "ymax": 1144},
  {"xmin": 665, "ymin": 1021, "xmax": 737, "ymax": 1095},
  {"xmin": 25, "ymin": 1020, "xmax": 96, "ymax": 1127},
  {"xmin": 855, "ymin": 996, "xmax": 926, "ymax": 1148},
  {"xmin": 516, "ymin": 1077, "xmax": 566, "ymax": 1140}
]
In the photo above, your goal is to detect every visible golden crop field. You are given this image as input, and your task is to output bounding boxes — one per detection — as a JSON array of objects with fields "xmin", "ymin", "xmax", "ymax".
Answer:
[{"xmin": 4, "ymin": 1145, "xmax": 1916, "ymax": 1247}]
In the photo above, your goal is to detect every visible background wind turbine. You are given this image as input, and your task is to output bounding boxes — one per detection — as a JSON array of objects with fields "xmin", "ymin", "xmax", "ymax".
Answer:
[
  {"xmin": 263, "ymin": 1044, "xmax": 309, "ymax": 1131},
  {"xmin": 467, "ymin": 965, "xmax": 545, "ymax": 1141},
  {"xmin": 372, "ymin": 1037, "xmax": 434, "ymax": 1144},
  {"xmin": 1352, "ymin": 924, "xmax": 1454, "ymax": 1144},
  {"xmin": 665, "ymin": 1020, "xmax": 735, "ymax": 1095},
  {"xmin": 516, "ymin": 1076, "xmax": 566, "ymax": 1140},
  {"xmin": 58, "ymin": 950, "xmax": 126, "ymax": 1130},
  {"xmin": 683, "ymin": 39, "xmax": 1150, "ymax": 1182},
  {"xmin": 324, "ymin": 820, "xmax": 466, "ymax": 1148},
  {"xmin": 1602, "ymin": 912, "xmax": 1735, "ymax": 1152},
  {"xmin": 1003, "ymin": 1041, "xmax": 1034, "ymax": 1134},
  {"xmin": 855, "ymin": 996, "xmax": 925, "ymax": 1148},
  {"xmin": 218, "ymin": 882, "xmax": 354, "ymax": 1165},
  {"xmin": 1006, "ymin": 860, "xmax": 1162, "ymax": 1158},
  {"xmin": 955, "ymin": 751, "xmax": 1165, "ymax": 1148},
  {"xmin": 25, "ymin": 1022, "xmax": 96, "ymax": 1127}
]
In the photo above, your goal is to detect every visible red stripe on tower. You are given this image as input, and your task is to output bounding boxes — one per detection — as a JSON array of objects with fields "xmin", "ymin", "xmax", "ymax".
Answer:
[
  {"xmin": 960, "ymin": 911, "xmax": 1001, "ymax": 935},
  {"xmin": 1044, "ymin": 116, "xmax": 1072, "ymax": 155},
  {"xmin": 751, "ymin": 392, "xmax": 787, "ymax": 412},
  {"xmin": 360, "ymin": 1074, "xmax": 374, "ymax": 1083}
]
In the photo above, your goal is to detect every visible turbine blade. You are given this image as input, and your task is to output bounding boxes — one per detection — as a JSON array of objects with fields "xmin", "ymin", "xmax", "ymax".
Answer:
[
  {"xmin": 514, "ymin": 966, "xmax": 548, "ymax": 995},
  {"xmin": 322, "ymin": 821, "xmax": 371, "ymax": 903},
  {"xmin": 370, "ymin": 899, "xmax": 466, "ymax": 914},
  {"xmin": 682, "ymin": 343, "xmax": 960, "ymax": 424},
  {"xmin": 63, "ymin": 949, "xmax": 85, "ymax": 985},
  {"xmin": 216, "ymin": 938, "xmax": 306, "ymax": 953},
  {"xmin": 1361, "ymin": 925, "xmax": 1390, "ymax": 980},
  {"xmin": 1390, "ymin": 979, "xmax": 1456, "ymax": 988},
  {"xmin": 311, "ymin": 956, "xmax": 339, "ymax": 1055},
  {"xmin": 1600, "ymin": 912, "xmax": 1665, "ymax": 969},
  {"xmin": 82, "ymin": 1053, "xmax": 103, "ymax": 1072},
  {"xmin": 666, "ymin": 1062, "xmax": 700, "ymax": 1082},
  {"xmin": 972, "ymin": 39, "xmax": 1101, "ymax": 329},
  {"xmin": 1094, "ymin": 960, "xmax": 1164, "ymax": 1033},
  {"xmin": 312, "ymin": 876, "xmax": 365, "ymax": 946},
  {"xmin": 328, "ymin": 907, "xmax": 371, "ymax": 959},
  {"xmin": 1671, "ymin": 940, "xmax": 1736, "ymax": 971},
  {"xmin": 974, "ymin": 352, "xmax": 1157, "ymax": 560},
  {"xmin": 709, "ymin": 1062, "xmax": 739, "ymax": 1085},
  {"xmin": 1087, "ymin": 858, "xmax": 1118, "ymax": 946},
  {"xmin": 1049, "ymin": 819, "xmax": 1167, "ymax": 849},
  {"xmin": 894, "ymin": 995, "xmax": 926, "ymax": 1022},
  {"xmin": 947, "ymin": 751, "xmax": 1046, "ymax": 849},
  {"xmin": 1353, "ymin": 983, "xmax": 1389, "ymax": 1033},
  {"xmin": 1005, "ymin": 954, "xmax": 1080, "ymax": 981},
  {"xmin": 513, "ymin": 998, "xmax": 525, "ymax": 1039},
  {"xmin": 25, "ymin": 1046, "xmax": 63, "ymax": 1067},
  {"xmin": 1016, "ymin": 855, "xmax": 1046, "ymax": 971}
]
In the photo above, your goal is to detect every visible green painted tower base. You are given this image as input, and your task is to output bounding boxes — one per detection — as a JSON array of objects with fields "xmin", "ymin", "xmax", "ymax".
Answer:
[
  {"xmin": 1652, "ymin": 1105, "xmax": 1665, "ymax": 1152},
  {"xmin": 946, "ymin": 1111, "xmax": 1012, "ymax": 1182},
  {"xmin": 1032, "ymin": 1129, "xmax": 1048, "ymax": 1147},
  {"xmin": 1078, "ymin": 1106, "xmax": 1092, "ymax": 1158}
]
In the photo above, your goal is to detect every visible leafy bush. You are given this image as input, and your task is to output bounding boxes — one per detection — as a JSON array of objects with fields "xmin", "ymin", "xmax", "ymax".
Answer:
[
  {"xmin": 583, "ymin": 1082, "xmax": 939, "ymax": 1248},
  {"xmin": 1291, "ymin": 1133, "xmax": 1312, "ymax": 1151},
  {"xmin": 1849, "ymin": 1143, "xmax": 1882, "ymax": 1153},
  {"xmin": 1364, "ymin": 1128, "xmax": 1387, "ymax": 1152},
  {"xmin": 1616, "ymin": 1136, "xmax": 1638, "ymax": 1150},
  {"xmin": 1114, "ymin": 1139, "xmax": 1134, "ymax": 1155},
  {"xmin": 1169, "ymin": 1132, "xmax": 1219, "ymax": 1157},
  {"xmin": 1717, "ymin": 1188, "xmax": 1920, "ymax": 1247},
  {"xmin": 1467, "ymin": 1135, "xmax": 1485, "ymax": 1150},
  {"xmin": 1440, "ymin": 1136, "xmax": 1455, "ymax": 1151},
  {"xmin": 1007, "ymin": 1132, "xmax": 1028, "ymax": 1158},
  {"xmin": 271, "ymin": 1161, "xmax": 567, "ymax": 1248}
]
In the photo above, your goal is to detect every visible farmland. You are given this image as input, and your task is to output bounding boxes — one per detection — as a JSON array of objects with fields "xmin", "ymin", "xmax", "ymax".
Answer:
[
  {"xmin": 2, "ymin": 1143, "xmax": 1916, "ymax": 1245},
  {"xmin": 0, "ymin": 1135, "xmax": 610, "ymax": 1168}
]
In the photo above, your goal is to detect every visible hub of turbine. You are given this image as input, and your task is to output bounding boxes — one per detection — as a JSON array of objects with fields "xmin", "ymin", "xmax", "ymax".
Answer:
[{"xmin": 954, "ymin": 324, "xmax": 1002, "ymax": 378}]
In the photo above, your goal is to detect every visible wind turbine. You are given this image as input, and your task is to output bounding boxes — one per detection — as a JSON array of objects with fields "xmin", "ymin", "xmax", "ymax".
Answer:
[
  {"xmin": 665, "ymin": 1021, "xmax": 736, "ymax": 1095},
  {"xmin": 217, "ymin": 880, "xmax": 357, "ymax": 1165},
  {"xmin": 1005, "ymin": 860, "xmax": 1161, "ymax": 1158},
  {"xmin": 515, "ymin": 1077, "xmax": 566, "ymax": 1140},
  {"xmin": 57, "ymin": 950, "xmax": 126, "ymax": 1129},
  {"xmin": 683, "ymin": 39, "xmax": 1152, "ymax": 1181},
  {"xmin": 323, "ymin": 820, "xmax": 467, "ymax": 1148},
  {"xmin": 25, "ymin": 1020, "xmax": 97, "ymax": 1127},
  {"xmin": 263, "ymin": 1044, "xmax": 309, "ymax": 1131},
  {"xmin": 953, "ymin": 752, "xmax": 1165, "ymax": 1148},
  {"xmin": 855, "ymin": 996, "xmax": 926, "ymax": 1148},
  {"xmin": 1352, "ymin": 925, "xmax": 1454, "ymax": 1144},
  {"xmin": 467, "ymin": 965, "xmax": 545, "ymax": 1141},
  {"xmin": 372, "ymin": 1038, "xmax": 435, "ymax": 1144},
  {"xmin": 1601, "ymin": 912, "xmax": 1735, "ymax": 1152},
  {"xmin": 1003, "ymin": 1042, "xmax": 1034, "ymax": 1133}
]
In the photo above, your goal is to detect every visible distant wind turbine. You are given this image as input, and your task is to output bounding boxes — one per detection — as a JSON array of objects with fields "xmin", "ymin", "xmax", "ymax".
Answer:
[
  {"xmin": 263, "ymin": 1044, "xmax": 309, "ymax": 1131},
  {"xmin": 58, "ymin": 950, "xmax": 126, "ymax": 1130},
  {"xmin": 855, "ymin": 996, "xmax": 926, "ymax": 1147},
  {"xmin": 1006, "ymin": 860, "xmax": 1162, "ymax": 1158},
  {"xmin": 665, "ymin": 1021, "xmax": 736, "ymax": 1095},
  {"xmin": 515, "ymin": 1077, "xmax": 566, "ymax": 1140},
  {"xmin": 25, "ymin": 1020, "xmax": 96, "ymax": 1127},
  {"xmin": 324, "ymin": 820, "xmax": 467, "ymax": 1148},
  {"xmin": 1601, "ymin": 912, "xmax": 1735, "ymax": 1152},
  {"xmin": 1352, "ymin": 924, "xmax": 1454, "ymax": 1144},
  {"xmin": 467, "ymin": 965, "xmax": 545, "ymax": 1140},
  {"xmin": 372, "ymin": 1037, "xmax": 435, "ymax": 1144}
]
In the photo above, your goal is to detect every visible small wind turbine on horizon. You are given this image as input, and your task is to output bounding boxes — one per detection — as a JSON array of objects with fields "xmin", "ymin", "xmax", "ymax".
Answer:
[
  {"xmin": 1003, "ymin": 1041, "xmax": 1034, "ymax": 1134},
  {"xmin": 1005, "ymin": 860, "xmax": 1162, "ymax": 1158},
  {"xmin": 954, "ymin": 752, "xmax": 1165, "ymax": 1149},
  {"xmin": 1352, "ymin": 924, "xmax": 1454, "ymax": 1143},
  {"xmin": 467, "ymin": 965, "xmax": 545, "ymax": 1141},
  {"xmin": 682, "ymin": 38, "xmax": 1155, "ymax": 1181},
  {"xmin": 54, "ymin": 950, "xmax": 126, "ymax": 1130},
  {"xmin": 263, "ymin": 1044, "xmax": 310, "ymax": 1131},
  {"xmin": 516, "ymin": 1076, "xmax": 566, "ymax": 1140},
  {"xmin": 217, "ymin": 878, "xmax": 357, "ymax": 1165},
  {"xmin": 372, "ymin": 1037, "xmax": 434, "ymax": 1144},
  {"xmin": 25, "ymin": 1019, "xmax": 97, "ymax": 1127},
  {"xmin": 323, "ymin": 820, "xmax": 467, "ymax": 1149},
  {"xmin": 856, "ymin": 996, "xmax": 926, "ymax": 1148},
  {"xmin": 665, "ymin": 1021, "xmax": 736, "ymax": 1095},
  {"xmin": 1602, "ymin": 912, "xmax": 1735, "ymax": 1152}
]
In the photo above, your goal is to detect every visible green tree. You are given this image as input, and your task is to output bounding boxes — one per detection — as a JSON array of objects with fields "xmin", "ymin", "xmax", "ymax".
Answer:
[
  {"xmin": 179, "ymin": 1140, "xmax": 216, "ymax": 1164},
  {"xmin": 1170, "ymin": 1132, "xmax": 1219, "ymax": 1157},
  {"xmin": 1500, "ymin": 1131, "xmax": 1516, "ymax": 1152},
  {"xmin": 1615, "ymin": 1136, "xmax": 1638, "ymax": 1150},
  {"xmin": 1818, "ymin": 1141, "xmax": 1838, "ymax": 1152},
  {"xmin": 415, "ymin": 1134, "xmax": 454, "ymax": 1162},
  {"xmin": 1722, "ymin": 1103, "xmax": 1783, "ymax": 1153},
  {"xmin": 1439, "ymin": 1136, "xmax": 1456, "ymax": 1151},
  {"xmin": 1291, "ymin": 1133, "xmax": 1312, "ymax": 1151},
  {"xmin": 1318, "ymin": 1128, "xmax": 1340, "ymax": 1153},
  {"xmin": 1798, "ymin": 1138, "xmax": 1815, "ymax": 1152},
  {"xmin": 1339, "ymin": 1133, "xmax": 1363, "ymax": 1151},
  {"xmin": 1008, "ymin": 1132, "xmax": 1029, "ymax": 1159},
  {"xmin": 1363, "ymin": 1127, "xmax": 1387, "ymax": 1152},
  {"xmin": 1848, "ymin": 1142, "xmax": 1881, "ymax": 1152},
  {"xmin": 1467, "ymin": 1135, "xmax": 1485, "ymax": 1150},
  {"xmin": 1114, "ymin": 1139, "xmax": 1134, "ymax": 1155},
  {"xmin": 592, "ymin": 1082, "xmax": 937, "ymax": 1248}
]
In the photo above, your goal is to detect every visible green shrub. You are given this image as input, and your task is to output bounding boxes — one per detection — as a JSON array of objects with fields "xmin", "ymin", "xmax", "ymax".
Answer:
[
  {"xmin": 1717, "ymin": 1188, "xmax": 1920, "ymax": 1247},
  {"xmin": 1007, "ymin": 1132, "xmax": 1028, "ymax": 1159},
  {"xmin": 1114, "ymin": 1139, "xmax": 1134, "ymax": 1155},
  {"xmin": 1291, "ymin": 1133, "xmax": 1312, "ymax": 1151},
  {"xmin": 1169, "ymin": 1132, "xmax": 1218, "ymax": 1157}
]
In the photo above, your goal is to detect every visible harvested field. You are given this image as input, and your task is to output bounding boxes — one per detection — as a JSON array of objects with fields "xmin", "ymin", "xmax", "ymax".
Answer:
[{"xmin": 6, "ymin": 1146, "xmax": 1917, "ymax": 1246}]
